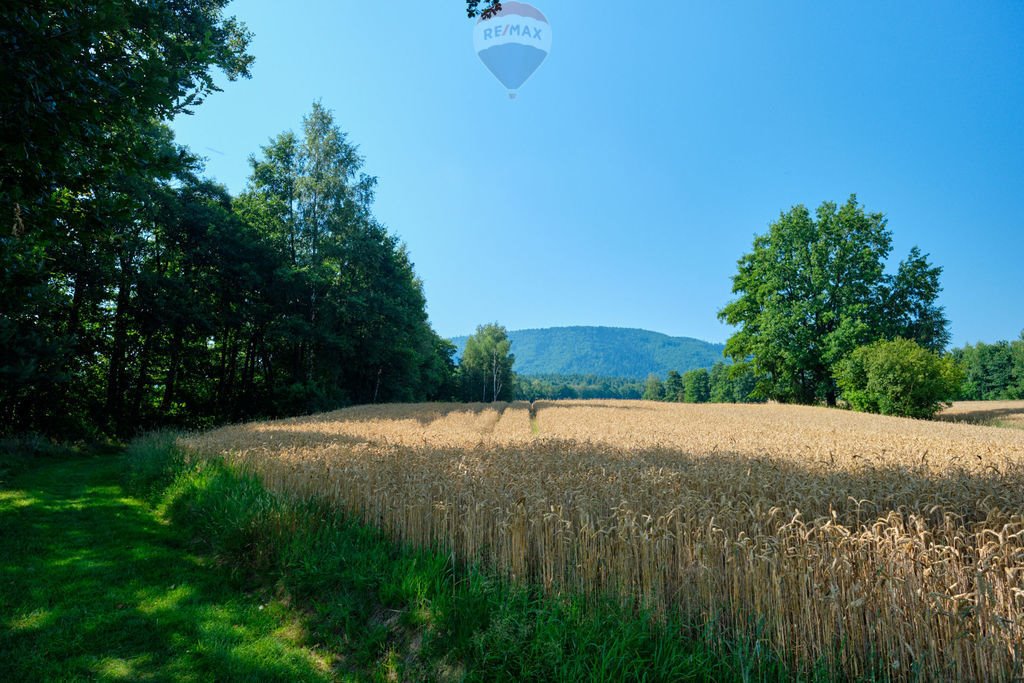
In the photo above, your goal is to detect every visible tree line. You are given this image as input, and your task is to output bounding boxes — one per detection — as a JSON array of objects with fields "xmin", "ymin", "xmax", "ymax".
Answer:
[
  {"xmin": 1, "ymin": 3, "xmax": 460, "ymax": 438},
  {"xmin": 3, "ymin": 3, "xmax": 1017, "ymax": 436},
  {"xmin": 516, "ymin": 375, "xmax": 645, "ymax": 401},
  {"xmin": 449, "ymin": 304, "xmax": 1022, "ymax": 413},
  {"xmin": 511, "ymin": 331, "xmax": 1024, "ymax": 410},
  {"xmin": 641, "ymin": 362, "xmax": 763, "ymax": 404},
  {"xmin": 951, "ymin": 335, "xmax": 1024, "ymax": 400}
]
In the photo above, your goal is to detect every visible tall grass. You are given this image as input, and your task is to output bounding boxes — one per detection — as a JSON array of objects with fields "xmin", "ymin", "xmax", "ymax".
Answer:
[
  {"xmin": 124, "ymin": 432, "xmax": 747, "ymax": 681},
  {"xmin": 181, "ymin": 401, "xmax": 1024, "ymax": 680}
]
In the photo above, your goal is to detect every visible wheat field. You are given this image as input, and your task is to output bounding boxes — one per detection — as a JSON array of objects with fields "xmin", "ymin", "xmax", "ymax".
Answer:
[
  {"xmin": 182, "ymin": 401, "xmax": 1024, "ymax": 680},
  {"xmin": 939, "ymin": 400, "xmax": 1024, "ymax": 430}
]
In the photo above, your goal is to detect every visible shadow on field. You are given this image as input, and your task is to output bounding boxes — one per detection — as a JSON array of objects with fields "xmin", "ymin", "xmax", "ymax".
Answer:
[
  {"xmin": 936, "ymin": 405, "xmax": 1024, "ymax": 426},
  {"xmin": 281, "ymin": 402, "xmax": 526, "ymax": 428},
  {"xmin": 533, "ymin": 401, "xmax": 660, "ymax": 412},
  {"xmin": 398, "ymin": 401, "xmax": 522, "ymax": 427},
  {"xmin": 233, "ymin": 420, "xmax": 1024, "ymax": 527}
]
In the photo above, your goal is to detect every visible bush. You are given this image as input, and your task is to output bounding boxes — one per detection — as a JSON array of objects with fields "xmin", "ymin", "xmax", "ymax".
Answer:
[{"xmin": 835, "ymin": 338, "xmax": 963, "ymax": 418}]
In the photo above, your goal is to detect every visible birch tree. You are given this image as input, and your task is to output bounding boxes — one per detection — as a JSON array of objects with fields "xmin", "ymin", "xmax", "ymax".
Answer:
[{"xmin": 459, "ymin": 324, "xmax": 516, "ymax": 402}]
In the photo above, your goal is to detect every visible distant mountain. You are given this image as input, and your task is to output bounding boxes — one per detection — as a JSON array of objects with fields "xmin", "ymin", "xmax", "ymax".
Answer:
[{"xmin": 451, "ymin": 326, "xmax": 726, "ymax": 379}]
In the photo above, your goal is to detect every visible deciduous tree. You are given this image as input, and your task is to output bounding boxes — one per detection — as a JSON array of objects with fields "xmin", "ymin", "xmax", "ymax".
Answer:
[
  {"xmin": 682, "ymin": 369, "xmax": 711, "ymax": 403},
  {"xmin": 459, "ymin": 324, "xmax": 516, "ymax": 402},
  {"xmin": 718, "ymin": 196, "xmax": 949, "ymax": 406}
]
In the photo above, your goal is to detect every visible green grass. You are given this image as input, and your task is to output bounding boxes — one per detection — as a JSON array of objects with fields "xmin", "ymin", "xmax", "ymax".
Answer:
[
  {"xmin": 0, "ymin": 442, "xmax": 330, "ymax": 681},
  {"xmin": 1, "ymin": 434, "xmax": 805, "ymax": 681},
  {"xmin": 0, "ymin": 434, "xmax": 79, "ymax": 488}
]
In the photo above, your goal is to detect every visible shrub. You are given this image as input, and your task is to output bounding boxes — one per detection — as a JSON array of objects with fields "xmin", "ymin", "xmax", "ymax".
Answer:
[{"xmin": 835, "ymin": 338, "xmax": 963, "ymax": 418}]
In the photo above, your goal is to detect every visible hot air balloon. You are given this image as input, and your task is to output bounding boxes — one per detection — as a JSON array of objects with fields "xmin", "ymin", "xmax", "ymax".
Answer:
[{"xmin": 473, "ymin": 2, "xmax": 551, "ymax": 99}]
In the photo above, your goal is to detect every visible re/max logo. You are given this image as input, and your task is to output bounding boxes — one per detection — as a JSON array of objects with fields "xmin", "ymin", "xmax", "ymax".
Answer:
[{"xmin": 481, "ymin": 24, "xmax": 543, "ymax": 41}]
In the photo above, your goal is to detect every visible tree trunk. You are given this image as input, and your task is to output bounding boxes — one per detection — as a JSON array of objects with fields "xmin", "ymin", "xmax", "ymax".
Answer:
[
  {"xmin": 130, "ymin": 333, "xmax": 154, "ymax": 429},
  {"xmin": 106, "ymin": 252, "xmax": 133, "ymax": 434},
  {"xmin": 217, "ymin": 328, "xmax": 235, "ymax": 414},
  {"xmin": 161, "ymin": 328, "xmax": 182, "ymax": 412}
]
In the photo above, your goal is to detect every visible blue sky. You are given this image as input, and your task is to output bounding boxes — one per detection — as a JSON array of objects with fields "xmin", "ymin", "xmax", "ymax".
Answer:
[{"xmin": 171, "ymin": 1, "xmax": 1024, "ymax": 346}]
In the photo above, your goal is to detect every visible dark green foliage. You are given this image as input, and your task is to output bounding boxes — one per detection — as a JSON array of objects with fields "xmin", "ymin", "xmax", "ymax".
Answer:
[
  {"xmin": 834, "ymin": 339, "xmax": 963, "ymax": 418},
  {"xmin": 682, "ymin": 368, "xmax": 711, "ymax": 403},
  {"xmin": 234, "ymin": 103, "xmax": 453, "ymax": 411},
  {"xmin": 466, "ymin": 0, "xmax": 504, "ymax": 19},
  {"xmin": 951, "ymin": 332, "xmax": 1024, "ymax": 400},
  {"xmin": 709, "ymin": 363, "xmax": 734, "ymax": 403},
  {"xmin": 718, "ymin": 196, "xmax": 950, "ymax": 406},
  {"xmin": 422, "ymin": 335, "xmax": 461, "ymax": 401},
  {"xmin": 458, "ymin": 323, "xmax": 516, "ymax": 402},
  {"xmin": 0, "ymin": 0, "xmax": 454, "ymax": 439},
  {"xmin": 1, "ymin": 1, "xmax": 252, "ymax": 223},
  {"xmin": 887, "ymin": 247, "xmax": 951, "ymax": 352},
  {"xmin": 454, "ymin": 326, "xmax": 726, "ymax": 379},
  {"xmin": 664, "ymin": 370, "xmax": 685, "ymax": 402},
  {"xmin": 0, "ymin": 1, "xmax": 251, "ymax": 437},
  {"xmin": 645, "ymin": 362, "xmax": 763, "ymax": 404},
  {"xmin": 733, "ymin": 363, "xmax": 761, "ymax": 403},
  {"xmin": 515, "ymin": 374, "xmax": 645, "ymax": 400}
]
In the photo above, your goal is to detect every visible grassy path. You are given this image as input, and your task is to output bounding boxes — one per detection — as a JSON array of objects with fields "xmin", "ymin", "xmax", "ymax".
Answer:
[{"xmin": 0, "ymin": 454, "xmax": 331, "ymax": 682}]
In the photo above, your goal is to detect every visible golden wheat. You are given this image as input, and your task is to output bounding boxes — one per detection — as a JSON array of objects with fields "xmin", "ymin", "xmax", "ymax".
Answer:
[
  {"xmin": 939, "ymin": 400, "xmax": 1024, "ymax": 430},
  {"xmin": 182, "ymin": 400, "xmax": 1024, "ymax": 680}
]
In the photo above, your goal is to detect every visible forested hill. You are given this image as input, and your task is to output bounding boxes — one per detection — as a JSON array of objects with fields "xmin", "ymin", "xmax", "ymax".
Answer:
[{"xmin": 452, "ymin": 327, "xmax": 726, "ymax": 379}]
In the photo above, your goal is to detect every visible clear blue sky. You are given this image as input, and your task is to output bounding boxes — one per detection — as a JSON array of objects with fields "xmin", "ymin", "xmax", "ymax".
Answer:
[{"xmin": 171, "ymin": 0, "xmax": 1024, "ymax": 347}]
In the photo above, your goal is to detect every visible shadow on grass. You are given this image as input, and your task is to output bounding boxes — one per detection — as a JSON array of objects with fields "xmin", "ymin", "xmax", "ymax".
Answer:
[{"xmin": 0, "ymin": 455, "xmax": 330, "ymax": 682}]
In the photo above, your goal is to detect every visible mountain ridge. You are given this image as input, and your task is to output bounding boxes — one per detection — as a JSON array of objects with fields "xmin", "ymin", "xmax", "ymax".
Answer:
[{"xmin": 451, "ymin": 326, "xmax": 726, "ymax": 379}]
